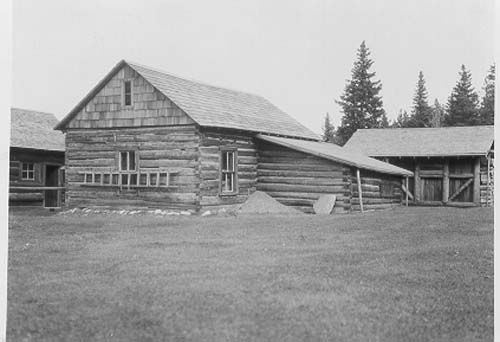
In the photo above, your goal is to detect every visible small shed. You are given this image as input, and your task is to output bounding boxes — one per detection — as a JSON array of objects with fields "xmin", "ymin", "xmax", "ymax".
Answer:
[
  {"xmin": 344, "ymin": 126, "xmax": 494, "ymax": 207},
  {"xmin": 55, "ymin": 60, "xmax": 412, "ymax": 213},
  {"xmin": 10, "ymin": 108, "xmax": 65, "ymax": 207}
]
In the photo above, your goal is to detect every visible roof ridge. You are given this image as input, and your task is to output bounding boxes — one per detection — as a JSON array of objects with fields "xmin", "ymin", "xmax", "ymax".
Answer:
[
  {"xmin": 124, "ymin": 59, "xmax": 266, "ymax": 99},
  {"xmin": 356, "ymin": 125, "xmax": 494, "ymax": 131}
]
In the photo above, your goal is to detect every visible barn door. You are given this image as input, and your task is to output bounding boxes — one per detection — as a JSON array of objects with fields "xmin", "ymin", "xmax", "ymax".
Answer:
[{"xmin": 447, "ymin": 160, "xmax": 474, "ymax": 203}]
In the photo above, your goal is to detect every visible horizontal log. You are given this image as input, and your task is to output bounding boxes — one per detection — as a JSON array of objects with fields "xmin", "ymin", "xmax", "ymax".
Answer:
[
  {"xmin": 257, "ymin": 169, "xmax": 346, "ymax": 178},
  {"xmin": 258, "ymin": 176, "xmax": 347, "ymax": 186},
  {"xmin": 258, "ymin": 163, "xmax": 345, "ymax": 172},
  {"xmin": 352, "ymin": 203, "xmax": 397, "ymax": 211},
  {"xmin": 10, "ymin": 186, "xmax": 64, "ymax": 191},
  {"xmin": 263, "ymin": 191, "xmax": 349, "ymax": 201},
  {"xmin": 258, "ymin": 183, "xmax": 348, "ymax": 193}
]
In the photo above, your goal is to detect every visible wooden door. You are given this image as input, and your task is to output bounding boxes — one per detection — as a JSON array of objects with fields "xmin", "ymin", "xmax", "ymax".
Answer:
[
  {"xmin": 421, "ymin": 178, "xmax": 443, "ymax": 201},
  {"xmin": 44, "ymin": 165, "xmax": 60, "ymax": 207},
  {"xmin": 447, "ymin": 160, "xmax": 474, "ymax": 203}
]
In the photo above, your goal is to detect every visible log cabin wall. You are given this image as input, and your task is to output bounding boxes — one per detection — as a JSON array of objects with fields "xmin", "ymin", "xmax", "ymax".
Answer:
[
  {"xmin": 350, "ymin": 170, "xmax": 402, "ymax": 212},
  {"xmin": 67, "ymin": 65, "xmax": 195, "ymax": 129},
  {"xmin": 9, "ymin": 148, "xmax": 64, "ymax": 205},
  {"xmin": 198, "ymin": 129, "xmax": 257, "ymax": 210},
  {"xmin": 65, "ymin": 126, "xmax": 201, "ymax": 210},
  {"xmin": 255, "ymin": 140, "xmax": 352, "ymax": 213},
  {"xmin": 480, "ymin": 155, "xmax": 494, "ymax": 207},
  {"xmin": 384, "ymin": 156, "xmax": 492, "ymax": 207}
]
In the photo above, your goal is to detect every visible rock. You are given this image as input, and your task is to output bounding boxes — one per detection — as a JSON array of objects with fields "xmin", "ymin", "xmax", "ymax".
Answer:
[
  {"xmin": 201, "ymin": 210, "xmax": 212, "ymax": 217},
  {"xmin": 180, "ymin": 211, "xmax": 191, "ymax": 216},
  {"xmin": 313, "ymin": 194, "xmax": 337, "ymax": 215},
  {"xmin": 154, "ymin": 209, "xmax": 162, "ymax": 215},
  {"xmin": 238, "ymin": 191, "xmax": 301, "ymax": 215},
  {"xmin": 166, "ymin": 212, "xmax": 180, "ymax": 216}
]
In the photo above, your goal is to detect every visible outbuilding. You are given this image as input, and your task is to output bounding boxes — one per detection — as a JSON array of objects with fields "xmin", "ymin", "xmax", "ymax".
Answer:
[
  {"xmin": 55, "ymin": 60, "xmax": 412, "ymax": 213},
  {"xmin": 345, "ymin": 126, "xmax": 494, "ymax": 207},
  {"xmin": 10, "ymin": 108, "xmax": 65, "ymax": 207}
]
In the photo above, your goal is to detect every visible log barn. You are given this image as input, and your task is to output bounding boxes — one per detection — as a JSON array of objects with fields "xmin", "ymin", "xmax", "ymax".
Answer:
[
  {"xmin": 345, "ymin": 126, "xmax": 494, "ymax": 207},
  {"xmin": 55, "ymin": 60, "xmax": 412, "ymax": 213},
  {"xmin": 10, "ymin": 108, "xmax": 65, "ymax": 208}
]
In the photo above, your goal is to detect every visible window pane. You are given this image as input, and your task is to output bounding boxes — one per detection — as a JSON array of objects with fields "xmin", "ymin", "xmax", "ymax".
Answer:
[
  {"xmin": 228, "ymin": 152, "xmax": 234, "ymax": 171},
  {"xmin": 221, "ymin": 152, "xmax": 227, "ymax": 171},
  {"xmin": 28, "ymin": 164, "xmax": 34, "ymax": 171},
  {"xmin": 112, "ymin": 174, "xmax": 119, "ymax": 185},
  {"xmin": 130, "ymin": 174, "xmax": 137, "ymax": 185},
  {"xmin": 124, "ymin": 81, "xmax": 132, "ymax": 105},
  {"xmin": 139, "ymin": 173, "xmax": 148, "ymax": 186},
  {"xmin": 150, "ymin": 173, "xmax": 157, "ymax": 186},
  {"xmin": 94, "ymin": 174, "xmax": 101, "ymax": 184},
  {"xmin": 159, "ymin": 173, "xmax": 168, "ymax": 186},
  {"xmin": 85, "ymin": 174, "xmax": 92, "ymax": 183},
  {"xmin": 120, "ymin": 152, "xmax": 127, "ymax": 170},
  {"xmin": 121, "ymin": 174, "xmax": 128, "ymax": 185},
  {"xmin": 129, "ymin": 151, "xmax": 136, "ymax": 170},
  {"xmin": 103, "ymin": 174, "xmax": 110, "ymax": 184}
]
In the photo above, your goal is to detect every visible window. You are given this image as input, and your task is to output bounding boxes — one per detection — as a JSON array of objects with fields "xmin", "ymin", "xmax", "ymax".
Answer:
[
  {"xmin": 220, "ymin": 150, "xmax": 237, "ymax": 194},
  {"xmin": 119, "ymin": 151, "xmax": 136, "ymax": 171},
  {"xmin": 21, "ymin": 163, "xmax": 35, "ymax": 180},
  {"xmin": 123, "ymin": 80, "xmax": 132, "ymax": 106}
]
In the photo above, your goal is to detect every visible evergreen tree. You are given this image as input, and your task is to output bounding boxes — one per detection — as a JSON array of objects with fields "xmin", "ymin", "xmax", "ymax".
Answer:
[
  {"xmin": 391, "ymin": 109, "xmax": 410, "ymax": 128},
  {"xmin": 322, "ymin": 112, "xmax": 336, "ymax": 142},
  {"xmin": 379, "ymin": 112, "xmax": 390, "ymax": 128},
  {"xmin": 478, "ymin": 64, "xmax": 495, "ymax": 125},
  {"xmin": 445, "ymin": 65, "xmax": 479, "ymax": 126},
  {"xmin": 336, "ymin": 41, "xmax": 385, "ymax": 145},
  {"xmin": 408, "ymin": 71, "xmax": 433, "ymax": 127},
  {"xmin": 430, "ymin": 99, "xmax": 445, "ymax": 127}
]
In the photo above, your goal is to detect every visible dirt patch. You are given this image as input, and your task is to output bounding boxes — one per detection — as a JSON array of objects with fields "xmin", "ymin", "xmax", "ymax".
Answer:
[{"xmin": 237, "ymin": 191, "xmax": 302, "ymax": 215}]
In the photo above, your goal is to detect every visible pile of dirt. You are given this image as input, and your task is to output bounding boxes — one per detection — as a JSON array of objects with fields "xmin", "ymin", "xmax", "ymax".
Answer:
[{"xmin": 237, "ymin": 191, "xmax": 302, "ymax": 215}]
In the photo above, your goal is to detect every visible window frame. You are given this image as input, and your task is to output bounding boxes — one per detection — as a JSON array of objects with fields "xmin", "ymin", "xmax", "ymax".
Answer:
[
  {"xmin": 123, "ymin": 79, "xmax": 133, "ymax": 107},
  {"xmin": 219, "ymin": 148, "xmax": 238, "ymax": 195},
  {"xmin": 21, "ymin": 162, "xmax": 35, "ymax": 181},
  {"xmin": 119, "ymin": 151, "xmax": 137, "ymax": 172}
]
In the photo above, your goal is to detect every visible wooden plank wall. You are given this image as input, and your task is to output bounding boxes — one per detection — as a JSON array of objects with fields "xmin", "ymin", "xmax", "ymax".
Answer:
[
  {"xmin": 351, "ymin": 170, "xmax": 402, "ymax": 212},
  {"xmin": 256, "ymin": 140, "xmax": 352, "ymax": 213},
  {"xmin": 65, "ymin": 126, "xmax": 200, "ymax": 210},
  {"xmin": 9, "ymin": 148, "xmax": 64, "ymax": 205},
  {"xmin": 68, "ymin": 65, "xmax": 194, "ymax": 129},
  {"xmin": 198, "ymin": 129, "xmax": 257, "ymax": 209},
  {"xmin": 480, "ymin": 155, "xmax": 494, "ymax": 207}
]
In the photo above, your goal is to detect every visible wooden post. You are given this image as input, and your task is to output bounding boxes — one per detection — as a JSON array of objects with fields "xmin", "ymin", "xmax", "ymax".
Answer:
[
  {"xmin": 487, "ymin": 155, "xmax": 491, "ymax": 206},
  {"xmin": 442, "ymin": 160, "xmax": 449, "ymax": 204},
  {"xmin": 405, "ymin": 176, "xmax": 409, "ymax": 206},
  {"xmin": 356, "ymin": 168, "xmax": 364, "ymax": 213},
  {"xmin": 414, "ymin": 163, "xmax": 420, "ymax": 203},
  {"xmin": 473, "ymin": 157, "xmax": 481, "ymax": 204}
]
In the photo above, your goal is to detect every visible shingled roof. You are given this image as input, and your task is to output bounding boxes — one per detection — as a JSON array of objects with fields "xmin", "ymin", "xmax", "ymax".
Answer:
[
  {"xmin": 344, "ymin": 126, "xmax": 494, "ymax": 157},
  {"xmin": 257, "ymin": 135, "xmax": 413, "ymax": 176},
  {"xmin": 11, "ymin": 108, "xmax": 65, "ymax": 152},
  {"xmin": 55, "ymin": 60, "xmax": 319, "ymax": 140}
]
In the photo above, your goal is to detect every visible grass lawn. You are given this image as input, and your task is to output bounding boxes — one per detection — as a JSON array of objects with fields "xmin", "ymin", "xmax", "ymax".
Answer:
[{"xmin": 7, "ymin": 206, "xmax": 493, "ymax": 342}]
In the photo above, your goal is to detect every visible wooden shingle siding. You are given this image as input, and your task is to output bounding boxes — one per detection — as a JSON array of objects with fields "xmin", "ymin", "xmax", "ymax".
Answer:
[
  {"xmin": 65, "ymin": 125, "xmax": 200, "ymax": 210},
  {"xmin": 68, "ymin": 65, "xmax": 194, "ymax": 129},
  {"xmin": 351, "ymin": 170, "xmax": 402, "ymax": 212},
  {"xmin": 256, "ymin": 141, "xmax": 352, "ymax": 213},
  {"xmin": 198, "ymin": 129, "xmax": 257, "ymax": 208}
]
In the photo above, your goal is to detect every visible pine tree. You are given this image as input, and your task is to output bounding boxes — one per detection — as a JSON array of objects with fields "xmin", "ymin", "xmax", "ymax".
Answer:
[
  {"xmin": 379, "ymin": 112, "xmax": 390, "ymax": 128},
  {"xmin": 322, "ymin": 112, "xmax": 336, "ymax": 142},
  {"xmin": 430, "ymin": 99, "xmax": 445, "ymax": 127},
  {"xmin": 336, "ymin": 41, "xmax": 385, "ymax": 145},
  {"xmin": 391, "ymin": 109, "xmax": 410, "ymax": 128},
  {"xmin": 408, "ymin": 71, "xmax": 433, "ymax": 127},
  {"xmin": 445, "ymin": 65, "xmax": 479, "ymax": 126},
  {"xmin": 478, "ymin": 64, "xmax": 495, "ymax": 125}
]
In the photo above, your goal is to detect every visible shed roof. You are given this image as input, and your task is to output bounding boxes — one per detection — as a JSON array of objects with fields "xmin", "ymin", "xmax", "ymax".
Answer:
[
  {"xmin": 257, "ymin": 134, "xmax": 413, "ymax": 176},
  {"xmin": 55, "ymin": 60, "xmax": 319, "ymax": 140},
  {"xmin": 344, "ymin": 126, "xmax": 494, "ymax": 157},
  {"xmin": 11, "ymin": 108, "xmax": 65, "ymax": 152}
]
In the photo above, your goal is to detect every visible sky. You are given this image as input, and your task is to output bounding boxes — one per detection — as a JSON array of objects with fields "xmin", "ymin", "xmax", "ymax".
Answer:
[{"xmin": 12, "ymin": 0, "xmax": 495, "ymax": 134}]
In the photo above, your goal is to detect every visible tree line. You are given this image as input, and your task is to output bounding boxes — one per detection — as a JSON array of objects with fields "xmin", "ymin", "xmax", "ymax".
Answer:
[{"xmin": 323, "ymin": 41, "xmax": 495, "ymax": 145}]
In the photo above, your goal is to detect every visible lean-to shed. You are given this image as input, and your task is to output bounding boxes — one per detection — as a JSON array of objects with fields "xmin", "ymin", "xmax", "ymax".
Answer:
[
  {"xmin": 345, "ymin": 126, "xmax": 494, "ymax": 207},
  {"xmin": 55, "ymin": 60, "xmax": 412, "ymax": 213},
  {"xmin": 10, "ymin": 108, "xmax": 65, "ymax": 207}
]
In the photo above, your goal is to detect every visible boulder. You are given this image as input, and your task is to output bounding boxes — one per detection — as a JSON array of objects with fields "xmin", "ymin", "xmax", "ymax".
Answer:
[{"xmin": 313, "ymin": 194, "xmax": 337, "ymax": 215}]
